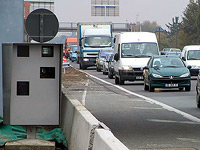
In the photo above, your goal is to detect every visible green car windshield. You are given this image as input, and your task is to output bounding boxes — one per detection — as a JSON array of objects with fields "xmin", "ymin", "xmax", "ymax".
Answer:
[
  {"xmin": 121, "ymin": 43, "xmax": 159, "ymax": 58},
  {"xmin": 152, "ymin": 57, "xmax": 185, "ymax": 68}
]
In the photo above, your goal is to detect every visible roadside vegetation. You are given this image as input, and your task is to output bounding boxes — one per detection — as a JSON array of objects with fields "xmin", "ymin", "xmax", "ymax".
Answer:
[{"xmin": 134, "ymin": 0, "xmax": 200, "ymax": 50}]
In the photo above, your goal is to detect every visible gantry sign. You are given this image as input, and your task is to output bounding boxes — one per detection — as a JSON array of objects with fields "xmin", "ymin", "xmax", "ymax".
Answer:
[{"xmin": 91, "ymin": 0, "xmax": 119, "ymax": 17}]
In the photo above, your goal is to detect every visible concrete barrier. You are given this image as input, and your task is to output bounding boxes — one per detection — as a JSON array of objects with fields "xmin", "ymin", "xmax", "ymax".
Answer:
[
  {"xmin": 92, "ymin": 129, "xmax": 129, "ymax": 150},
  {"xmin": 61, "ymin": 88, "xmax": 129, "ymax": 150}
]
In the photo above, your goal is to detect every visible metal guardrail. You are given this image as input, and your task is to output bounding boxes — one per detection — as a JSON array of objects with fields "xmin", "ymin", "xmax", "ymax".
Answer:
[{"xmin": 58, "ymin": 22, "xmax": 131, "ymax": 32}]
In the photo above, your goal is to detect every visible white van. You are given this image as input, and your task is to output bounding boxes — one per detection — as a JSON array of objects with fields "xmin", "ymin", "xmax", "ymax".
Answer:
[
  {"xmin": 182, "ymin": 45, "xmax": 200, "ymax": 76},
  {"xmin": 113, "ymin": 32, "xmax": 159, "ymax": 85}
]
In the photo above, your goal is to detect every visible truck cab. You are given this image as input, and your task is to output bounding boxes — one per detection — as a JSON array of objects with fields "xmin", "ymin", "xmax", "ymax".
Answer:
[{"xmin": 77, "ymin": 22, "xmax": 113, "ymax": 70}]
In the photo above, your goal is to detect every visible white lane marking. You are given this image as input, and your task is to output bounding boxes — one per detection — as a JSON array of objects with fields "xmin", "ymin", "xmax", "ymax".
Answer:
[
  {"xmin": 177, "ymin": 138, "xmax": 200, "ymax": 143},
  {"xmin": 148, "ymin": 119, "xmax": 200, "ymax": 125},
  {"xmin": 80, "ymin": 70, "xmax": 200, "ymax": 123},
  {"xmin": 134, "ymin": 107, "xmax": 163, "ymax": 110},
  {"xmin": 81, "ymin": 80, "xmax": 89, "ymax": 106}
]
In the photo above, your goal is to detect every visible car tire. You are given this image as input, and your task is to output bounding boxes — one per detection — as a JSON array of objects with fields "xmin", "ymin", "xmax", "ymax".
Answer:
[
  {"xmin": 115, "ymin": 76, "xmax": 119, "ymax": 84},
  {"xmin": 108, "ymin": 72, "xmax": 113, "ymax": 79},
  {"xmin": 119, "ymin": 76, "xmax": 124, "ymax": 85},
  {"xmin": 196, "ymin": 93, "xmax": 200, "ymax": 108},
  {"xmin": 149, "ymin": 82, "xmax": 154, "ymax": 92},
  {"xmin": 79, "ymin": 63, "xmax": 82, "ymax": 69},
  {"xmin": 97, "ymin": 66, "xmax": 101, "ymax": 72},
  {"xmin": 103, "ymin": 71, "xmax": 107, "ymax": 75},
  {"xmin": 80, "ymin": 62, "xmax": 87, "ymax": 70},
  {"xmin": 185, "ymin": 86, "xmax": 191, "ymax": 91}
]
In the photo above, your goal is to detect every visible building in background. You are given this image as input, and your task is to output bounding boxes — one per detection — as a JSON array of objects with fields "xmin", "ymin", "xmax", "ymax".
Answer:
[
  {"xmin": 24, "ymin": 0, "xmax": 55, "ymax": 42},
  {"xmin": 24, "ymin": 0, "xmax": 55, "ymax": 19}
]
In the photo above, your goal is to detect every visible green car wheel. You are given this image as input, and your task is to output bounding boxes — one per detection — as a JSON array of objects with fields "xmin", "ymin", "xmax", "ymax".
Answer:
[{"xmin": 149, "ymin": 83, "xmax": 154, "ymax": 92}]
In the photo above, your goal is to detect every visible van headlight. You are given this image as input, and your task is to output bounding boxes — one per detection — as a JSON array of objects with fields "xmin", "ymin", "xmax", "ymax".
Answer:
[
  {"xmin": 83, "ymin": 58, "xmax": 89, "ymax": 62},
  {"xmin": 122, "ymin": 66, "xmax": 132, "ymax": 71},
  {"xmin": 180, "ymin": 72, "xmax": 190, "ymax": 77},
  {"xmin": 152, "ymin": 73, "xmax": 163, "ymax": 78}
]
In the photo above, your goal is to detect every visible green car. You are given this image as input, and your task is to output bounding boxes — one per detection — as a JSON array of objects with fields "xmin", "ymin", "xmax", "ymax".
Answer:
[{"xmin": 143, "ymin": 56, "xmax": 191, "ymax": 92}]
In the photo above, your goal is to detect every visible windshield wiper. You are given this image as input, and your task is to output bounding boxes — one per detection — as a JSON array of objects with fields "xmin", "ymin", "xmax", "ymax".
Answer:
[
  {"xmin": 153, "ymin": 66, "xmax": 160, "ymax": 70},
  {"xmin": 135, "ymin": 54, "xmax": 152, "ymax": 57},
  {"xmin": 164, "ymin": 65, "xmax": 179, "ymax": 68},
  {"xmin": 188, "ymin": 58, "xmax": 199, "ymax": 60},
  {"xmin": 124, "ymin": 54, "xmax": 134, "ymax": 56}
]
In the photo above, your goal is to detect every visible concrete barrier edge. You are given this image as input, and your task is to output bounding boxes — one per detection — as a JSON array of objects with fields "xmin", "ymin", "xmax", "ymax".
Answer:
[{"xmin": 61, "ymin": 88, "xmax": 129, "ymax": 150}]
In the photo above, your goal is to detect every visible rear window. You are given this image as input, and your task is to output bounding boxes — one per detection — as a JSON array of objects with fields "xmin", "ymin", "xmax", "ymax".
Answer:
[{"xmin": 100, "ymin": 51, "xmax": 113, "ymax": 58}]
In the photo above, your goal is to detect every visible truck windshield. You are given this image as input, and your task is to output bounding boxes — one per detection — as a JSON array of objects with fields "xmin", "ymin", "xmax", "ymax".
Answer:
[
  {"xmin": 121, "ymin": 43, "xmax": 159, "ymax": 58},
  {"xmin": 187, "ymin": 50, "xmax": 200, "ymax": 60},
  {"xmin": 84, "ymin": 36, "xmax": 112, "ymax": 48}
]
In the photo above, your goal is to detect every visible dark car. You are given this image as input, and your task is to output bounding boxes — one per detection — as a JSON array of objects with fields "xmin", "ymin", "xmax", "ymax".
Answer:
[
  {"xmin": 102, "ymin": 53, "xmax": 114, "ymax": 75},
  {"xmin": 107, "ymin": 54, "xmax": 114, "ymax": 79},
  {"xmin": 143, "ymin": 55, "xmax": 191, "ymax": 92},
  {"xmin": 196, "ymin": 73, "xmax": 200, "ymax": 108},
  {"xmin": 96, "ymin": 49, "xmax": 114, "ymax": 72},
  {"xmin": 166, "ymin": 52, "xmax": 182, "ymax": 58},
  {"xmin": 69, "ymin": 45, "xmax": 78, "ymax": 62}
]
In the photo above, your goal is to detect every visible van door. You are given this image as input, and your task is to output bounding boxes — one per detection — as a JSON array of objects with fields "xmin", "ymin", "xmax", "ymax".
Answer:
[{"xmin": 114, "ymin": 44, "xmax": 120, "ymax": 75}]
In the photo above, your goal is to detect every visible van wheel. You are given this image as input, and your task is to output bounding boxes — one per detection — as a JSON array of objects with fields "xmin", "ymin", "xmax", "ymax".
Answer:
[
  {"xmin": 119, "ymin": 76, "xmax": 124, "ymax": 85},
  {"xmin": 115, "ymin": 76, "xmax": 119, "ymax": 84},
  {"xmin": 144, "ymin": 81, "xmax": 149, "ymax": 91}
]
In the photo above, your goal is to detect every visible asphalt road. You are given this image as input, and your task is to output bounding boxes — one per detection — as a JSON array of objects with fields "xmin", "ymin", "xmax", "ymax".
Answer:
[{"xmin": 70, "ymin": 62, "xmax": 200, "ymax": 150}]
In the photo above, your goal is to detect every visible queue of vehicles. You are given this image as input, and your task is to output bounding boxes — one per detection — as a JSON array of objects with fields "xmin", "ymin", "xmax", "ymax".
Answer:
[{"xmin": 63, "ymin": 22, "xmax": 200, "ymax": 108}]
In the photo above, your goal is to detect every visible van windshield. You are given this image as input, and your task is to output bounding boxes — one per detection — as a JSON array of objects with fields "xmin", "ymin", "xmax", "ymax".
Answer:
[
  {"xmin": 84, "ymin": 36, "xmax": 112, "ymax": 48},
  {"xmin": 121, "ymin": 43, "xmax": 159, "ymax": 58},
  {"xmin": 187, "ymin": 50, "xmax": 200, "ymax": 60}
]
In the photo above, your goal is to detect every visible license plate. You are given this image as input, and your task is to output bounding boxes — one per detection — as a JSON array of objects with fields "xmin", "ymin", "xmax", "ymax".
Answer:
[
  {"xmin": 136, "ymin": 76, "xmax": 143, "ymax": 80},
  {"xmin": 165, "ymin": 84, "xmax": 178, "ymax": 87}
]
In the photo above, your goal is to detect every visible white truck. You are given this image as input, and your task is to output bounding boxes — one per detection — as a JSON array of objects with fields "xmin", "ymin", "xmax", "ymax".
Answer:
[
  {"xmin": 77, "ymin": 22, "xmax": 113, "ymax": 69},
  {"xmin": 113, "ymin": 32, "xmax": 160, "ymax": 85}
]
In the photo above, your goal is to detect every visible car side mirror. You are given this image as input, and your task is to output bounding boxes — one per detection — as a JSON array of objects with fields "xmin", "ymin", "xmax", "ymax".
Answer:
[
  {"xmin": 182, "ymin": 57, "xmax": 186, "ymax": 61},
  {"xmin": 160, "ymin": 52, "xmax": 165, "ymax": 55},
  {"xmin": 113, "ymin": 38, "xmax": 116, "ymax": 43},
  {"xmin": 114, "ymin": 53, "xmax": 119, "ymax": 61},
  {"xmin": 187, "ymin": 65, "xmax": 192, "ymax": 70},
  {"xmin": 143, "ymin": 66, "xmax": 149, "ymax": 70}
]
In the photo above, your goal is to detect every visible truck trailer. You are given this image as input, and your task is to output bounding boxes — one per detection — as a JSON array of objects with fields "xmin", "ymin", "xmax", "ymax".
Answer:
[{"xmin": 77, "ymin": 22, "xmax": 113, "ymax": 69}]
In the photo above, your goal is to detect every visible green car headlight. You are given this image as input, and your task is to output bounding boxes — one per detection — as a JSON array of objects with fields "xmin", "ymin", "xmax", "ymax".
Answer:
[
  {"xmin": 152, "ymin": 73, "xmax": 163, "ymax": 78},
  {"xmin": 180, "ymin": 72, "xmax": 190, "ymax": 77}
]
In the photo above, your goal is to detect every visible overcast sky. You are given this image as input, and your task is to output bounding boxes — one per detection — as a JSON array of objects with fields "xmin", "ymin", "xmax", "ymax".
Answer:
[{"xmin": 54, "ymin": 0, "xmax": 190, "ymax": 29}]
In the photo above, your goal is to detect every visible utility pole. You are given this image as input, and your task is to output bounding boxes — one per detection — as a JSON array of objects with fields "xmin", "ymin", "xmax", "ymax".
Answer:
[{"xmin": 173, "ymin": 17, "xmax": 179, "ymax": 48}]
